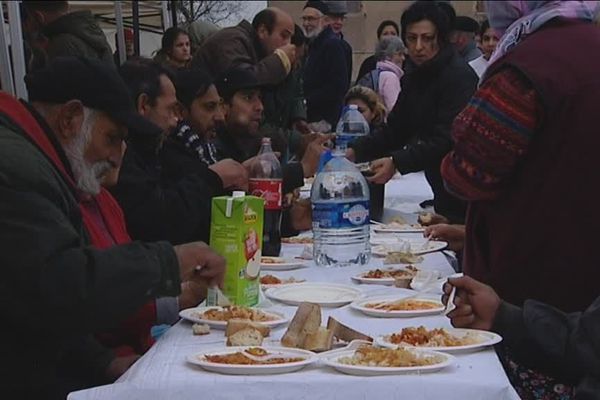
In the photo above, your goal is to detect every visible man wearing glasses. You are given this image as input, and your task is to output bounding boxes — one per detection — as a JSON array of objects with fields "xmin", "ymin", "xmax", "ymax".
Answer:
[{"xmin": 301, "ymin": 1, "xmax": 352, "ymax": 128}]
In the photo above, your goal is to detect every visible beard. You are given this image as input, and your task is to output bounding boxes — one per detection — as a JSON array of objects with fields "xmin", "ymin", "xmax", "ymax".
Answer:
[
  {"xmin": 302, "ymin": 25, "xmax": 323, "ymax": 39},
  {"xmin": 63, "ymin": 109, "xmax": 113, "ymax": 195}
]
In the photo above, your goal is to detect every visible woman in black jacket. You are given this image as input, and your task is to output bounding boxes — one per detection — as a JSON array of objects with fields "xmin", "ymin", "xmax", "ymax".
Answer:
[{"xmin": 348, "ymin": 1, "xmax": 477, "ymax": 223}]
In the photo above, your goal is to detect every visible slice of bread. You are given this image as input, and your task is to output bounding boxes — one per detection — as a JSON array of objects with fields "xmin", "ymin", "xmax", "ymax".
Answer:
[
  {"xmin": 226, "ymin": 327, "xmax": 264, "ymax": 346},
  {"xmin": 281, "ymin": 302, "xmax": 322, "ymax": 348},
  {"xmin": 327, "ymin": 317, "xmax": 373, "ymax": 343},
  {"xmin": 303, "ymin": 327, "xmax": 334, "ymax": 352},
  {"xmin": 226, "ymin": 318, "xmax": 271, "ymax": 337}
]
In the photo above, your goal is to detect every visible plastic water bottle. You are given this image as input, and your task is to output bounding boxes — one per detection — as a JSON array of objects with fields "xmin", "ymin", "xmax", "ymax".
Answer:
[
  {"xmin": 311, "ymin": 154, "xmax": 371, "ymax": 267},
  {"xmin": 335, "ymin": 104, "xmax": 370, "ymax": 153}
]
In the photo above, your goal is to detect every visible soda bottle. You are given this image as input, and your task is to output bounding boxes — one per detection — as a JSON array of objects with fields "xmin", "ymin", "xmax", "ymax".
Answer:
[{"xmin": 248, "ymin": 137, "xmax": 282, "ymax": 256}]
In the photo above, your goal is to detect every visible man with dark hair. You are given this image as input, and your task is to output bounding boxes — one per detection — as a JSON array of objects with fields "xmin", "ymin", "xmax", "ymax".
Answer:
[
  {"xmin": 215, "ymin": 67, "xmax": 330, "ymax": 234},
  {"xmin": 0, "ymin": 56, "xmax": 225, "ymax": 397},
  {"xmin": 302, "ymin": 0, "xmax": 351, "ymax": 128},
  {"xmin": 193, "ymin": 7, "xmax": 295, "ymax": 86},
  {"xmin": 111, "ymin": 59, "xmax": 247, "ymax": 245},
  {"xmin": 22, "ymin": 0, "xmax": 115, "ymax": 68},
  {"xmin": 348, "ymin": 0, "xmax": 478, "ymax": 223},
  {"xmin": 451, "ymin": 16, "xmax": 483, "ymax": 62}
]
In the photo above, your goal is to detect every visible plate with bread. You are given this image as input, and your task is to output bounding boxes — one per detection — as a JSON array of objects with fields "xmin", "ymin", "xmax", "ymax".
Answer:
[
  {"xmin": 260, "ymin": 256, "xmax": 309, "ymax": 271},
  {"xmin": 351, "ymin": 296, "xmax": 445, "ymax": 318},
  {"xmin": 375, "ymin": 326, "xmax": 502, "ymax": 354},
  {"xmin": 187, "ymin": 346, "xmax": 317, "ymax": 375},
  {"xmin": 179, "ymin": 305, "xmax": 289, "ymax": 329},
  {"xmin": 280, "ymin": 303, "xmax": 373, "ymax": 353},
  {"xmin": 321, "ymin": 344, "xmax": 454, "ymax": 376},
  {"xmin": 265, "ymin": 283, "xmax": 363, "ymax": 307}
]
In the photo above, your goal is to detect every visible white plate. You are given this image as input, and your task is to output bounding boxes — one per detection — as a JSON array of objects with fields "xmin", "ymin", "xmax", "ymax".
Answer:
[
  {"xmin": 350, "ymin": 296, "xmax": 445, "ymax": 318},
  {"xmin": 265, "ymin": 283, "xmax": 363, "ymax": 307},
  {"xmin": 372, "ymin": 240, "xmax": 447, "ymax": 257},
  {"xmin": 179, "ymin": 306, "xmax": 289, "ymax": 329},
  {"xmin": 350, "ymin": 268, "xmax": 417, "ymax": 286},
  {"xmin": 260, "ymin": 257, "xmax": 309, "ymax": 271},
  {"xmin": 373, "ymin": 225, "xmax": 425, "ymax": 233},
  {"xmin": 187, "ymin": 346, "xmax": 317, "ymax": 375},
  {"xmin": 322, "ymin": 348, "xmax": 454, "ymax": 376},
  {"xmin": 376, "ymin": 328, "xmax": 503, "ymax": 354}
]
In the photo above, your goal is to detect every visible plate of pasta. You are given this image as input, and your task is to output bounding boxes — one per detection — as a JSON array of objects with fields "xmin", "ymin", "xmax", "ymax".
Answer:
[
  {"xmin": 350, "ymin": 296, "xmax": 445, "ymax": 318},
  {"xmin": 376, "ymin": 326, "xmax": 502, "ymax": 353},
  {"xmin": 179, "ymin": 306, "xmax": 289, "ymax": 329},
  {"xmin": 322, "ymin": 344, "xmax": 454, "ymax": 376}
]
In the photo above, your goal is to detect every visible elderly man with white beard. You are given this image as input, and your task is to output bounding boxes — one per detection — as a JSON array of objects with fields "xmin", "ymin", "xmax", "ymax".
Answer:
[{"xmin": 0, "ymin": 57, "xmax": 226, "ymax": 399}]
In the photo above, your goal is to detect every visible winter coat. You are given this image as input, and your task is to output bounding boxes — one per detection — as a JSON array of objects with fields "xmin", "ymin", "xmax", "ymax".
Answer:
[
  {"xmin": 0, "ymin": 93, "xmax": 179, "ymax": 398},
  {"xmin": 494, "ymin": 297, "xmax": 600, "ymax": 399},
  {"xmin": 350, "ymin": 45, "xmax": 478, "ymax": 222},
  {"xmin": 376, "ymin": 60, "xmax": 404, "ymax": 113},
  {"xmin": 111, "ymin": 121, "xmax": 225, "ymax": 244},
  {"xmin": 303, "ymin": 26, "xmax": 351, "ymax": 127},
  {"xmin": 43, "ymin": 10, "xmax": 115, "ymax": 67},
  {"xmin": 193, "ymin": 20, "xmax": 288, "ymax": 86}
]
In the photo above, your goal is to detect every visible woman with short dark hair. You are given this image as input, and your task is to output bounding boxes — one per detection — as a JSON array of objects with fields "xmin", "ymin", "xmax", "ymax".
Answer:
[
  {"xmin": 348, "ymin": 1, "xmax": 478, "ymax": 223},
  {"xmin": 355, "ymin": 20, "xmax": 400, "ymax": 84}
]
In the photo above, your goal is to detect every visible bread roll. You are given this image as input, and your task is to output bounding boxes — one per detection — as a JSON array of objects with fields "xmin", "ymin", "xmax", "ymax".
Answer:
[
  {"xmin": 226, "ymin": 318, "xmax": 271, "ymax": 337},
  {"xmin": 303, "ymin": 327, "xmax": 334, "ymax": 352},
  {"xmin": 327, "ymin": 317, "xmax": 373, "ymax": 343},
  {"xmin": 226, "ymin": 328, "xmax": 264, "ymax": 346},
  {"xmin": 281, "ymin": 302, "xmax": 322, "ymax": 348}
]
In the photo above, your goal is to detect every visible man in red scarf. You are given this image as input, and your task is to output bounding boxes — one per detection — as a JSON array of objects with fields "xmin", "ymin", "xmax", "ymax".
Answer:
[{"xmin": 0, "ymin": 57, "xmax": 225, "ymax": 398}]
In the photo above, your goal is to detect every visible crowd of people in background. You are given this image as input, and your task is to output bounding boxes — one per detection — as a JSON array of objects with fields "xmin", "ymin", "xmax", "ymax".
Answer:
[{"xmin": 1, "ymin": 0, "xmax": 600, "ymax": 399}]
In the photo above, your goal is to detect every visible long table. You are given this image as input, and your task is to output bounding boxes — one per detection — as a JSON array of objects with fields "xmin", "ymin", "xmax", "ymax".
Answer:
[{"xmin": 69, "ymin": 173, "xmax": 519, "ymax": 400}]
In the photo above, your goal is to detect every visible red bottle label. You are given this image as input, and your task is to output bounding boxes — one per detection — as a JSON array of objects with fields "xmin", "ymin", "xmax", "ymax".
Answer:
[{"xmin": 249, "ymin": 179, "xmax": 282, "ymax": 210}]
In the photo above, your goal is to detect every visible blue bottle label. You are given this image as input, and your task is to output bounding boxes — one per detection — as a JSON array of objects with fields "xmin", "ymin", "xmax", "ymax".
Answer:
[{"xmin": 312, "ymin": 200, "xmax": 370, "ymax": 229}]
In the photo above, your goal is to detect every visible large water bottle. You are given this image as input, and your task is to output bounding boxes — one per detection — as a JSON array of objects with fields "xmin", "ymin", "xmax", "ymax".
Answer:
[
  {"xmin": 335, "ymin": 104, "xmax": 370, "ymax": 153},
  {"xmin": 311, "ymin": 154, "xmax": 371, "ymax": 267}
]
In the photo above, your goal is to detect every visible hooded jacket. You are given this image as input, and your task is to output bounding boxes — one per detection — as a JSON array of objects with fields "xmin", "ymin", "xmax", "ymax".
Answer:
[{"xmin": 43, "ymin": 10, "xmax": 115, "ymax": 67}]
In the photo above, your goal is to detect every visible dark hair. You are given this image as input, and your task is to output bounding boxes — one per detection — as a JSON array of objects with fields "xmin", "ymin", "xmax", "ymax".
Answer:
[
  {"xmin": 119, "ymin": 57, "xmax": 176, "ymax": 107},
  {"xmin": 161, "ymin": 27, "xmax": 189, "ymax": 57},
  {"xmin": 175, "ymin": 68, "xmax": 214, "ymax": 109},
  {"xmin": 400, "ymin": 1, "xmax": 453, "ymax": 47},
  {"xmin": 22, "ymin": 1, "xmax": 68, "ymax": 13},
  {"xmin": 291, "ymin": 24, "xmax": 307, "ymax": 46},
  {"xmin": 252, "ymin": 9, "xmax": 277, "ymax": 34},
  {"xmin": 479, "ymin": 19, "xmax": 491, "ymax": 37},
  {"xmin": 376, "ymin": 20, "xmax": 399, "ymax": 39}
]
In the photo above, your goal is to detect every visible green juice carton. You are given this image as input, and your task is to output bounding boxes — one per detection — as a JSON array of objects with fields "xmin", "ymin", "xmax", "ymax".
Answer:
[{"xmin": 208, "ymin": 191, "xmax": 264, "ymax": 306}]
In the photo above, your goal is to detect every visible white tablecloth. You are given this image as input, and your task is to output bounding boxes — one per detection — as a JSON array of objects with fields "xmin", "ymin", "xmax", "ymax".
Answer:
[{"xmin": 69, "ymin": 173, "xmax": 519, "ymax": 400}]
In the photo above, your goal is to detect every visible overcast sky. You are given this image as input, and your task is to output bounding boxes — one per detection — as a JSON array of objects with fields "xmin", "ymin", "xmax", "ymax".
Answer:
[{"xmin": 218, "ymin": 1, "xmax": 268, "ymax": 27}]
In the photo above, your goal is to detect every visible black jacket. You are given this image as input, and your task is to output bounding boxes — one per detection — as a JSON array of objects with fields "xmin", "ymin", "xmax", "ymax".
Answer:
[
  {"xmin": 350, "ymin": 45, "xmax": 478, "ymax": 222},
  {"xmin": 111, "ymin": 123, "xmax": 225, "ymax": 244},
  {"xmin": 303, "ymin": 26, "xmax": 351, "ymax": 127},
  {"xmin": 494, "ymin": 298, "xmax": 600, "ymax": 399},
  {"xmin": 0, "ymin": 100, "xmax": 179, "ymax": 398}
]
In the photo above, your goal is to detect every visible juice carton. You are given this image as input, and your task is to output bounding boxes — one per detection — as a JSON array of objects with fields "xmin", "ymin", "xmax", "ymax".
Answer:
[{"xmin": 208, "ymin": 191, "xmax": 264, "ymax": 306}]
